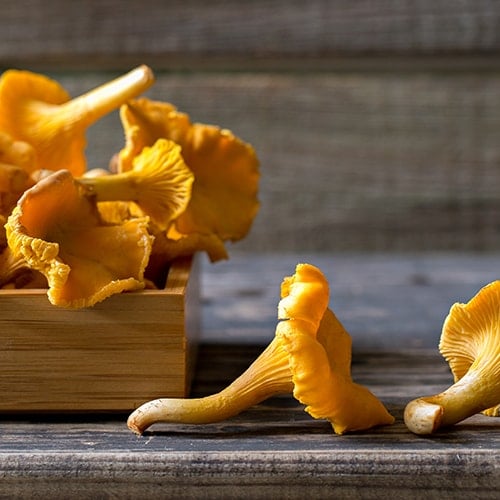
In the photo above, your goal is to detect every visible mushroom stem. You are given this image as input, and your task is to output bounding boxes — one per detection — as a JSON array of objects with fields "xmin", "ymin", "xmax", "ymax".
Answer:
[
  {"xmin": 127, "ymin": 336, "xmax": 293, "ymax": 434},
  {"xmin": 78, "ymin": 170, "xmax": 146, "ymax": 201},
  {"xmin": 77, "ymin": 139, "xmax": 194, "ymax": 229},
  {"xmin": 37, "ymin": 65, "xmax": 155, "ymax": 129},
  {"xmin": 404, "ymin": 362, "xmax": 500, "ymax": 434}
]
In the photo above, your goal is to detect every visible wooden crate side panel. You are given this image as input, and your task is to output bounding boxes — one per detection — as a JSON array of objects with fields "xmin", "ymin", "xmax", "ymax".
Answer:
[{"xmin": 0, "ymin": 259, "xmax": 198, "ymax": 411}]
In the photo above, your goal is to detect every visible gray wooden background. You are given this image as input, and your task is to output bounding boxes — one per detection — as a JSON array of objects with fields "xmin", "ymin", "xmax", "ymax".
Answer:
[{"xmin": 2, "ymin": 1, "xmax": 500, "ymax": 253}]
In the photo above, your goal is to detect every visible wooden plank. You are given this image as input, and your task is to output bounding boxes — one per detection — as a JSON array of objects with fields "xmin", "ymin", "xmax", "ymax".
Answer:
[
  {"xmin": 2, "ymin": 1, "xmax": 500, "ymax": 70},
  {"xmin": 40, "ymin": 70, "xmax": 500, "ymax": 252},
  {"xmin": 0, "ymin": 257, "xmax": 200, "ymax": 411},
  {"xmin": 0, "ymin": 347, "xmax": 497, "ymax": 498},
  {"xmin": 200, "ymin": 252, "xmax": 500, "ymax": 350}
]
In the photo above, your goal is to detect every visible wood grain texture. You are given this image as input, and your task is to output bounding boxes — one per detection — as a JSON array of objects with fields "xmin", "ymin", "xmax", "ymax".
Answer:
[
  {"xmin": 1, "ymin": 0, "xmax": 500, "ymax": 69},
  {"xmin": 0, "ymin": 346, "xmax": 497, "ymax": 498},
  {"xmin": 46, "ymin": 70, "xmax": 500, "ymax": 252},
  {"xmin": 1, "ymin": 2, "xmax": 500, "ymax": 253},
  {"xmin": 200, "ymin": 252, "xmax": 500, "ymax": 349},
  {"xmin": 0, "ymin": 257, "xmax": 200, "ymax": 411}
]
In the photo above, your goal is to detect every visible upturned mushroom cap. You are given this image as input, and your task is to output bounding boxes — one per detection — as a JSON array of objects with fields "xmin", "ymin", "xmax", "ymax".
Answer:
[
  {"xmin": 116, "ymin": 97, "xmax": 259, "ymax": 260},
  {"xmin": 0, "ymin": 66, "xmax": 154, "ymax": 175},
  {"xmin": 404, "ymin": 280, "xmax": 500, "ymax": 434},
  {"xmin": 275, "ymin": 267, "xmax": 394, "ymax": 434},
  {"xmin": 440, "ymin": 280, "xmax": 500, "ymax": 417},
  {"xmin": 5, "ymin": 169, "xmax": 153, "ymax": 308}
]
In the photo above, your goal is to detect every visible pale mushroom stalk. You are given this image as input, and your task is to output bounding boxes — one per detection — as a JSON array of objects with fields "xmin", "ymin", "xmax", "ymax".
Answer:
[
  {"xmin": 77, "ymin": 139, "xmax": 194, "ymax": 230},
  {"xmin": 78, "ymin": 170, "xmax": 150, "ymax": 201},
  {"xmin": 127, "ymin": 336, "xmax": 293, "ymax": 433},
  {"xmin": 404, "ymin": 280, "xmax": 500, "ymax": 435},
  {"xmin": 31, "ymin": 65, "xmax": 154, "ymax": 131},
  {"xmin": 404, "ymin": 355, "xmax": 500, "ymax": 435}
]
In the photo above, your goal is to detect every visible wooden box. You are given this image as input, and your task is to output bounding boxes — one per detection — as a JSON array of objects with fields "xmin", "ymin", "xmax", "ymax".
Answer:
[{"xmin": 0, "ymin": 256, "xmax": 200, "ymax": 412}]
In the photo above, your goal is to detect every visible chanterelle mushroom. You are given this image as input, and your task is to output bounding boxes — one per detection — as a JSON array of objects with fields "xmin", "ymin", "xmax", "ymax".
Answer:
[
  {"xmin": 404, "ymin": 281, "xmax": 500, "ymax": 435},
  {"xmin": 77, "ymin": 138, "xmax": 194, "ymax": 231},
  {"xmin": 5, "ymin": 169, "xmax": 153, "ymax": 308},
  {"xmin": 115, "ymin": 97, "xmax": 259, "ymax": 261},
  {"xmin": 127, "ymin": 263, "xmax": 394, "ymax": 435},
  {"xmin": 0, "ymin": 66, "xmax": 154, "ymax": 176},
  {"xmin": 0, "ymin": 132, "xmax": 36, "ymax": 217}
]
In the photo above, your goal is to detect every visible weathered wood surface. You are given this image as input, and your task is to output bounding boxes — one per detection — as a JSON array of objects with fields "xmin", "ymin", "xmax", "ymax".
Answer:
[
  {"xmin": 0, "ymin": 253, "xmax": 498, "ymax": 497},
  {"xmin": 201, "ymin": 252, "xmax": 500, "ymax": 349},
  {"xmin": 2, "ymin": 0, "xmax": 500, "ymax": 69},
  {"xmin": 34, "ymin": 69, "xmax": 500, "ymax": 253},
  {"xmin": 1, "ymin": 2, "xmax": 500, "ymax": 252},
  {"xmin": 0, "ymin": 347, "xmax": 497, "ymax": 499}
]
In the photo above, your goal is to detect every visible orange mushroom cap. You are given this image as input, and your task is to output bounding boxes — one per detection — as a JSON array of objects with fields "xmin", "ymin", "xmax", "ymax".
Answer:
[
  {"xmin": 116, "ymin": 97, "xmax": 259, "ymax": 260},
  {"xmin": 0, "ymin": 66, "xmax": 154, "ymax": 176},
  {"xmin": 5, "ymin": 169, "xmax": 153, "ymax": 308}
]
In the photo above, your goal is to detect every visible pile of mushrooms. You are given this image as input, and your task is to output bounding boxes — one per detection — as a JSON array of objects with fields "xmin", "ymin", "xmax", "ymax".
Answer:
[
  {"xmin": 0, "ymin": 66, "xmax": 259, "ymax": 307},
  {"xmin": 0, "ymin": 66, "xmax": 497, "ymax": 438}
]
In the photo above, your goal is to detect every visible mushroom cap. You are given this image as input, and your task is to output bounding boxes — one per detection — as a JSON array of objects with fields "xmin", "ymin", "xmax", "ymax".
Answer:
[
  {"xmin": 5, "ymin": 169, "xmax": 153, "ymax": 308},
  {"xmin": 0, "ymin": 66, "xmax": 155, "ymax": 176},
  {"xmin": 440, "ymin": 280, "xmax": 500, "ymax": 415},
  {"xmin": 0, "ymin": 69, "xmax": 78, "ymax": 174},
  {"xmin": 151, "ymin": 228, "xmax": 229, "ymax": 263},
  {"xmin": 118, "ymin": 98, "xmax": 259, "ymax": 249},
  {"xmin": 275, "ymin": 263, "xmax": 394, "ymax": 434}
]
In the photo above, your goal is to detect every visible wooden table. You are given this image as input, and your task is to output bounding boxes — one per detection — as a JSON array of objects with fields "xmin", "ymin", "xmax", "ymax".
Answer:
[{"xmin": 0, "ymin": 253, "xmax": 499, "ymax": 498}]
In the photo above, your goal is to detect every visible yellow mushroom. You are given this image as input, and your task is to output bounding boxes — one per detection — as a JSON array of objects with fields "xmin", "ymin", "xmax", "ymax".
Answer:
[
  {"xmin": 116, "ymin": 97, "xmax": 259, "ymax": 261},
  {"xmin": 0, "ymin": 131, "xmax": 37, "ymax": 172},
  {"xmin": 404, "ymin": 281, "xmax": 500, "ymax": 434},
  {"xmin": 0, "ymin": 65, "xmax": 154, "ymax": 176},
  {"xmin": 0, "ymin": 132, "xmax": 37, "ymax": 217},
  {"xmin": 150, "ymin": 228, "xmax": 229, "ymax": 263},
  {"xmin": 0, "ymin": 163, "xmax": 32, "ymax": 221},
  {"xmin": 0, "ymin": 245, "xmax": 30, "ymax": 287},
  {"xmin": 127, "ymin": 263, "xmax": 394, "ymax": 435},
  {"xmin": 5, "ymin": 169, "xmax": 153, "ymax": 308},
  {"xmin": 77, "ymin": 138, "xmax": 194, "ymax": 231}
]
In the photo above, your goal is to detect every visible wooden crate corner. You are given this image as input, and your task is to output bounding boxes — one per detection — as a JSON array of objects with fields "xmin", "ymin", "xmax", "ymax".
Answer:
[{"xmin": 0, "ymin": 256, "xmax": 200, "ymax": 412}]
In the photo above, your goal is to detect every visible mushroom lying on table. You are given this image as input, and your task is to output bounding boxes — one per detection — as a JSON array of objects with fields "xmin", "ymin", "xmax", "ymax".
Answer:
[
  {"xmin": 127, "ymin": 263, "xmax": 394, "ymax": 435},
  {"xmin": 404, "ymin": 280, "xmax": 500, "ymax": 434}
]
